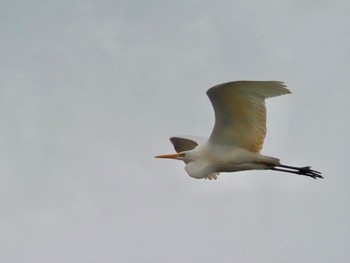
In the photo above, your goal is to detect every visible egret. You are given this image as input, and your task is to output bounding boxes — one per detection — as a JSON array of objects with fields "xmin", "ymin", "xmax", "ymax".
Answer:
[{"xmin": 155, "ymin": 81, "xmax": 322, "ymax": 180}]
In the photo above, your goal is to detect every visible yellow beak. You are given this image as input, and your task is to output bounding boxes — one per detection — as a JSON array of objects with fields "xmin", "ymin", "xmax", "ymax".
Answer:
[{"xmin": 154, "ymin": 153, "xmax": 181, "ymax": 159}]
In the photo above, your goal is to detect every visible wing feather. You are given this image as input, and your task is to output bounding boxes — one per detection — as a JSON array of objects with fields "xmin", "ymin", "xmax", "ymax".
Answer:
[
  {"xmin": 206, "ymin": 81, "xmax": 290, "ymax": 152},
  {"xmin": 169, "ymin": 137, "xmax": 198, "ymax": 153}
]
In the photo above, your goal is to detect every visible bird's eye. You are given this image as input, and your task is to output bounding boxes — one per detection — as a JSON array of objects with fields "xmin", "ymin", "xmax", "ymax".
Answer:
[{"xmin": 180, "ymin": 152, "xmax": 186, "ymax": 157}]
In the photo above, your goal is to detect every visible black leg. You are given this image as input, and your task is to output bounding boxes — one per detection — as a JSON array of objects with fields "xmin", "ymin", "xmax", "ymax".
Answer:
[
  {"xmin": 278, "ymin": 164, "xmax": 322, "ymax": 175},
  {"xmin": 269, "ymin": 165, "xmax": 323, "ymax": 179}
]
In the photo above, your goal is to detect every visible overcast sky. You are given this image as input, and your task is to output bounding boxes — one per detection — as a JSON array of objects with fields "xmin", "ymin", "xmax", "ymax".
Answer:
[{"xmin": 1, "ymin": 1, "xmax": 350, "ymax": 262}]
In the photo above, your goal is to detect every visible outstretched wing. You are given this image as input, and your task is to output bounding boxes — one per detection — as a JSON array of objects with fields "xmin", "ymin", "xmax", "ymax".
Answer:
[
  {"xmin": 206, "ymin": 81, "xmax": 290, "ymax": 152},
  {"xmin": 169, "ymin": 137, "xmax": 198, "ymax": 153}
]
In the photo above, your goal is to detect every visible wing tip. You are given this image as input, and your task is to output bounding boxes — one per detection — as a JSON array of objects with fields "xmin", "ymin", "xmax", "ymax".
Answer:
[
  {"xmin": 207, "ymin": 80, "xmax": 292, "ymax": 97},
  {"xmin": 169, "ymin": 137, "xmax": 178, "ymax": 145},
  {"xmin": 169, "ymin": 137, "xmax": 199, "ymax": 153}
]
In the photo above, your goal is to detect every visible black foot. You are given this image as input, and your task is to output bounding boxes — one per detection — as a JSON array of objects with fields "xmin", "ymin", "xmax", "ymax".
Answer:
[{"xmin": 298, "ymin": 166, "xmax": 323, "ymax": 179}]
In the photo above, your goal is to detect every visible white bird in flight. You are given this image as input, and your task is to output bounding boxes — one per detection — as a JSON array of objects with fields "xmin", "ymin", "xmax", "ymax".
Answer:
[{"xmin": 155, "ymin": 81, "xmax": 322, "ymax": 180}]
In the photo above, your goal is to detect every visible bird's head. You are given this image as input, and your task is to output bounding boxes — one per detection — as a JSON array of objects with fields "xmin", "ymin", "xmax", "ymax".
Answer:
[{"xmin": 155, "ymin": 151, "xmax": 192, "ymax": 162}]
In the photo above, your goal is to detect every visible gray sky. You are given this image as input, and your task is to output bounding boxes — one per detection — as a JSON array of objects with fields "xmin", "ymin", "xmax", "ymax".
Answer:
[{"xmin": 1, "ymin": 1, "xmax": 350, "ymax": 262}]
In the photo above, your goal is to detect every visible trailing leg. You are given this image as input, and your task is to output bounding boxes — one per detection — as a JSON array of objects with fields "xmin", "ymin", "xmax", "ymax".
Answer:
[{"xmin": 269, "ymin": 165, "xmax": 323, "ymax": 179}]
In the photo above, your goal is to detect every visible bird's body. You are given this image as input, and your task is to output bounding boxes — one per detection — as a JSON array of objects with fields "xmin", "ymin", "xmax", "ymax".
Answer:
[
  {"xmin": 176, "ymin": 140, "xmax": 280, "ymax": 179},
  {"xmin": 155, "ymin": 81, "xmax": 322, "ymax": 180}
]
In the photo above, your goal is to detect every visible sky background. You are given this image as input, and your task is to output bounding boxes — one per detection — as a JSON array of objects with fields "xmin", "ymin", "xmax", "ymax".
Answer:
[{"xmin": 1, "ymin": 1, "xmax": 350, "ymax": 262}]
